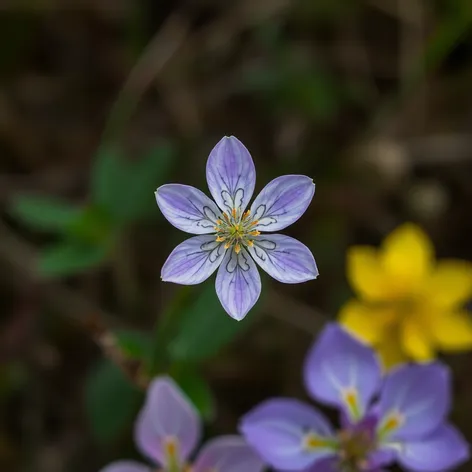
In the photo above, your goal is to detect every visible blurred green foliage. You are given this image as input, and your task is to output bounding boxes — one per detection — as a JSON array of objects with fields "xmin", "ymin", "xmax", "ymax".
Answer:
[{"xmin": 10, "ymin": 143, "xmax": 174, "ymax": 277}]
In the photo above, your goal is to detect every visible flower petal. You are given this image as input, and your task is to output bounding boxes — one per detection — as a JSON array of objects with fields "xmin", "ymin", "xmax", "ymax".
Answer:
[
  {"xmin": 161, "ymin": 236, "xmax": 226, "ymax": 285},
  {"xmin": 304, "ymin": 324, "xmax": 381, "ymax": 422},
  {"xmin": 429, "ymin": 311, "xmax": 472, "ymax": 352},
  {"xmin": 155, "ymin": 184, "xmax": 221, "ymax": 234},
  {"xmin": 400, "ymin": 318, "xmax": 434, "ymax": 362},
  {"xmin": 346, "ymin": 246, "xmax": 392, "ymax": 301},
  {"xmin": 249, "ymin": 175, "xmax": 315, "ymax": 232},
  {"xmin": 376, "ymin": 337, "xmax": 408, "ymax": 371},
  {"xmin": 193, "ymin": 436, "xmax": 265, "ymax": 472},
  {"xmin": 425, "ymin": 260, "xmax": 472, "ymax": 309},
  {"xmin": 303, "ymin": 458, "xmax": 339, "ymax": 472},
  {"xmin": 239, "ymin": 398, "xmax": 336, "ymax": 471},
  {"xmin": 206, "ymin": 136, "xmax": 256, "ymax": 213},
  {"xmin": 215, "ymin": 248, "xmax": 261, "ymax": 320},
  {"xmin": 247, "ymin": 234, "xmax": 318, "ymax": 283},
  {"xmin": 99, "ymin": 462, "xmax": 151, "ymax": 472},
  {"xmin": 395, "ymin": 424, "xmax": 469, "ymax": 472},
  {"xmin": 380, "ymin": 223, "xmax": 434, "ymax": 292},
  {"xmin": 134, "ymin": 376, "xmax": 201, "ymax": 466},
  {"xmin": 377, "ymin": 363, "xmax": 450, "ymax": 440},
  {"xmin": 339, "ymin": 300, "xmax": 390, "ymax": 345}
]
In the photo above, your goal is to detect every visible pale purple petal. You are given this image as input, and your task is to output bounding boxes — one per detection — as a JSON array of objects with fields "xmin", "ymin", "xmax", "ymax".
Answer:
[
  {"xmin": 161, "ymin": 236, "xmax": 226, "ymax": 285},
  {"xmin": 377, "ymin": 363, "xmax": 450, "ymax": 440},
  {"xmin": 206, "ymin": 136, "xmax": 256, "ymax": 213},
  {"xmin": 193, "ymin": 436, "xmax": 265, "ymax": 472},
  {"xmin": 395, "ymin": 424, "xmax": 469, "ymax": 472},
  {"xmin": 99, "ymin": 462, "xmax": 150, "ymax": 472},
  {"xmin": 247, "ymin": 234, "xmax": 318, "ymax": 283},
  {"xmin": 249, "ymin": 175, "xmax": 315, "ymax": 232},
  {"xmin": 155, "ymin": 184, "xmax": 221, "ymax": 234},
  {"xmin": 240, "ymin": 398, "xmax": 336, "ymax": 471},
  {"xmin": 134, "ymin": 376, "xmax": 201, "ymax": 467},
  {"xmin": 304, "ymin": 324, "xmax": 381, "ymax": 421},
  {"xmin": 215, "ymin": 248, "xmax": 261, "ymax": 320}
]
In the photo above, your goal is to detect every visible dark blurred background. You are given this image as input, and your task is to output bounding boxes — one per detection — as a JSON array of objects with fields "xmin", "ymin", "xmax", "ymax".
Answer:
[{"xmin": 1, "ymin": 1, "xmax": 472, "ymax": 471}]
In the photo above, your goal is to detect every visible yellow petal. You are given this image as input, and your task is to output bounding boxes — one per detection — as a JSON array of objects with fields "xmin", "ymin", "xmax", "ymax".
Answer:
[
  {"xmin": 381, "ymin": 223, "xmax": 434, "ymax": 292},
  {"xmin": 425, "ymin": 260, "xmax": 472, "ymax": 309},
  {"xmin": 400, "ymin": 318, "xmax": 435, "ymax": 362},
  {"xmin": 376, "ymin": 337, "xmax": 408, "ymax": 370},
  {"xmin": 429, "ymin": 311, "xmax": 472, "ymax": 352},
  {"xmin": 339, "ymin": 300, "xmax": 386, "ymax": 344},
  {"xmin": 347, "ymin": 246, "xmax": 391, "ymax": 300}
]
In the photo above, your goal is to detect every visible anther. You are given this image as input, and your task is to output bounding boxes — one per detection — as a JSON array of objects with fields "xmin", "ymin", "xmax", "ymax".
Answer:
[
  {"xmin": 247, "ymin": 240, "xmax": 254, "ymax": 247},
  {"xmin": 242, "ymin": 210, "xmax": 250, "ymax": 220},
  {"xmin": 250, "ymin": 220, "xmax": 259, "ymax": 227},
  {"xmin": 232, "ymin": 208, "xmax": 237, "ymax": 219},
  {"xmin": 224, "ymin": 242, "xmax": 231, "ymax": 249},
  {"xmin": 216, "ymin": 236, "xmax": 226, "ymax": 242},
  {"xmin": 250, "ymin": 230, "xmax": 261, "ymax": 236},
  {"xmin": 235, "ymin": 243, "xmax": 241, "ymax": 254}
]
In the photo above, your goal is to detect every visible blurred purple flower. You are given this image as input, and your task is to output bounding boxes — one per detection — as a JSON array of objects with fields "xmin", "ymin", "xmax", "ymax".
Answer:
[
  {"xmin": 100, "ymin": 376, "xmax": 264, "ymax": 472},
  {"xmin": 240, "ymin": 323, "xmax": 469, "ymax": 472},
  {"xmin": 155, "ymin": 136, "xmax": 318, "ymax": 321}
]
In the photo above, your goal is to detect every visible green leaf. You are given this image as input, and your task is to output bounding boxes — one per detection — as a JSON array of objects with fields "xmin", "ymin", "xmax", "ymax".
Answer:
[
  {"xmin": 172, "ymin": 366, "xmax": 215, "ymax": 421},
  {"xmin": 67, "ymin": 205, "xmax": 114, "ymax": 244},
  {"xmin": 85, "ymin": 358, "xmax": 142, "ymax": 444},
  {"xmin": 10, "ymin": 194, "xmax": 81, "ymax": 233},
  {"xmin": 91, "ymin": 142, "xmax": 174, "ymax": 224},
  {"xmin": 38, "ymin": 240, "xmax": 109, "ymax": 277},
  {"xmin": 114, "ymin": 330, "xmax": 153, "ymax": 362},
  {"xmin": 168, "ymin": 285, "xmax": 254, "ymax": 362}
]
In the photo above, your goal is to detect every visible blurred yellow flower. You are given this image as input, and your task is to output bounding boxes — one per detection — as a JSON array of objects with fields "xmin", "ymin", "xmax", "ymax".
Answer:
[{"xmin": 339, "ymin": 223, "xmax": 472, "ymax": 368}]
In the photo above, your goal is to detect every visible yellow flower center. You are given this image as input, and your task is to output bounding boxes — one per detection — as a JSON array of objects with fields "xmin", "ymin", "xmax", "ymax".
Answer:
[{"xmin": 214, "ymin": 208, "xmax": 260, "ymax": 253}]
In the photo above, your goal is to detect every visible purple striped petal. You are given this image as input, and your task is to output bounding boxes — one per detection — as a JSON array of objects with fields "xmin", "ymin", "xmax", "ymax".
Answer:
[
  {"xmin": 99, "ymin": 462, "xmax": 150, "ymax": 472},
  {"xmin": 249, "ymin": 175, "xmax": 315, "ymax": 232},
  {"xmin": 247, "ymin": 234, "xmax": 318, "ymax": 283},
  {"xmin": 377, "ymin": 363, "xmax": 450, "ymax": 440},
  {"xmin": 216, "ymin": 248, "xmax": 261, "ymax": 320},
  {"xmin": 193, "ymin": 436, "xmax": 265, "ymax": 472},
  {"xmin": 155, "ymin": 184, "xmax": 221, "ymax": 234},
  {"xmin": 134, "ymin": 377, "xmax": 201, "ymax": 467},
  {"xmin": 240, "ymin": 398, "xmax": 336, "ymax": 471},
  {"xmin": 304, "ymin": 324, "xmax": 381, "ymax": 422},
  {"xmin": 161, "ymin": 236, "xmax": 226, "ymax": 285},
  {"xmin": 395, "ymin": 424, "xmax": 469, "ymax": 472},
  {"xmin": 206, "ymin": 136, "xmax": 256, "ymax": 214}
]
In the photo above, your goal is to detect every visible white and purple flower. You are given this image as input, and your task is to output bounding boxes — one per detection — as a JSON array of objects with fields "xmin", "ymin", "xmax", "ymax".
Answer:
[
  {"xmin": 100, "ymin": 376, "xmax": 264, "ymax": 472},
  {"xmin": 155, "ymin": 136, "xmax": 318, "ymax": 321},
  {"xmin": 240, "ymin": 324, "xmax": 469, "ymax": 472}
]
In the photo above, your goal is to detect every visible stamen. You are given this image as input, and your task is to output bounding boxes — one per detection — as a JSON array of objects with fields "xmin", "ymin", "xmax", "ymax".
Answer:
[
  {"xmin": 242, "ymin": 210, "xmax": 251, "ymax": 220},
  {"xmin": 216, "ymin": 219, "xmax": 222, "ymax": 225},
  {"xmin": 223, "ymin": 212, "xmax": 230, "ymax": 222},
  {"xmin": 216, "ymin": 236, "xmax": 226, "ymax": 242},
  {"xmin": 341, "ymin": 388, "xmax": 362, "ymax": 421},
  {"xmin": 232, "ymin": 208, "xmax": 237, "ymax": 219},
  {"xmin": 303, "ymin": 433, "xmax": 333, "ymax": 451},
  {"xmin": 250, "ymin": 230, "xmax": 261, "ymax": 236},
  {"xmin": 224, "ymin": 242, "xmax": 231, "ymax": 249},
  {"xmin": 378, "ymin": 411, "xmax": 405, "ymax": 439},
  {"xmin": 235, "ymin": 243, "xmax": 241, "ymax": 254},
  {"xmin": 249, "ymin": 220, "xmax": 259, "ymax": 227},
  {"xmin": 247, "ymin": 240, "xmax": 254, "ymax": 247}
]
